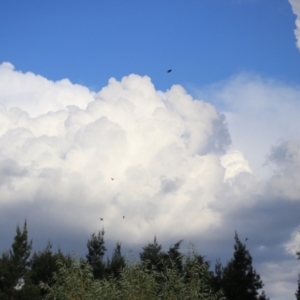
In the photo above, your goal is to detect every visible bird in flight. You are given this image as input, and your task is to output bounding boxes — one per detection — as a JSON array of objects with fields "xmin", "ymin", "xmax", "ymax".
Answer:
[
  {"xmin": 167, "ymin": 69, "xmax": 172, "ymax": 73},
  {"xmin": 111, "ymin": 178, "xmax": 114, "ymax": 180},
  {"xmin": 100, "ymin": 218, "xmax": 103, "ymax": 221},
  {"xmin": 123, "ymin": 216, "xmax": 125, "ymax": 219},
  {"xmin": 245, "ymin": 238, "xmax": 248, "ymax": 241}
]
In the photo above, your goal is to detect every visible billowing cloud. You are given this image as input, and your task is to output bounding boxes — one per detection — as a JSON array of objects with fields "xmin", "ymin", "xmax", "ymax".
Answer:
[
  {"xmin": 289, "ymin": 0, "xmax": 300, "ymax": 51},
  {"xmin": 1, "ymin": 63, "xmax": 300, "ymax": 300},
  {"xmin": 0, "ymin": 62, "xmax": 235, "ymax": 245},
  {"xmin": 195, "ymin": 73, "xmax": 300, "ymax": 178},
  {"xmin": 0, "ymin": 62, "xmax": 94, "ymax": 117}
]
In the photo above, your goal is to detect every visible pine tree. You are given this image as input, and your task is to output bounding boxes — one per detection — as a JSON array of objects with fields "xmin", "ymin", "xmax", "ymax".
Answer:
[
  {"xmin": 220, "ymin": 232, "xmax": 266, "ymax": 300},
  {"xmin": 164, "ymin": 240, "xmax": 183, "ymax": 273},
  {"xmin": 140, "ymin": 236, "xmax": 165, "ymax": 272},
  {"xmin": 106, "ymin": 242, "xmax": 125, "ymax": 279},
  {"xmin": 30, "ymin": 241, "xmax": 72, "ymax": 296},
  {"xmin": 212, "ymin": 259, "xmax": 223, "ymax": 293},
  {"xmin": 0, "ymin": 220, "xmax": 38, "ymax": 299},
  {"xmin": 296, "ymin": 273, "xmax": 300, "ymax": 300},
  {"xmin": 86, "ymin": 228, "xmax": 106, "ymax": 279}
]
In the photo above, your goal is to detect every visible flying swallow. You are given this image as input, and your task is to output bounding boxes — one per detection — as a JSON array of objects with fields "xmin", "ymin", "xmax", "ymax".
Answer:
[
  {"xmin": 100, "ymin": 218, "xmax": 103, "ymax": 221},
  {"xmin": 167, "ymin": 69, "xmax": 172, "ymax": 73}
]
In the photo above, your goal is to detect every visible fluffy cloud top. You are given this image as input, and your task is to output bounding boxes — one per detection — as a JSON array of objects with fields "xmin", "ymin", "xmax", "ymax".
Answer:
[
  {"xmin": 289, "ymin": 0, "xmax": 300, "ymax": 51},
  {"xmin": 0, "ymin": 62, "xmax": 94, "ymax": 117},
  {"xmin": 0, "ymin": 62, "xmax": 237, "ymax": 244}
]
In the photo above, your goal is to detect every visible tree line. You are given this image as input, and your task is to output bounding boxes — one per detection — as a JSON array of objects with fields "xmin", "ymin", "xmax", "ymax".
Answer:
[{"xmin": 1, "ymin": 220, "xmax": 288, "ymax": 299}]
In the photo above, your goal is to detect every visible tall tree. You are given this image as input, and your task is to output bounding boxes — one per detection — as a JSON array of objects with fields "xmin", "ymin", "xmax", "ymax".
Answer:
[
  {"xmin": 296, "ymin": 273, "xmax": 300, "ymax": 300},
  {"xmin": 86, "ymin": 229, "xmax": 106, "ymax": 279},
  {"xmin": 212, "ymin": 259, "xmax": 223, "ymax": 292},
  {"xmin": 220, "ymin": 232, "xmax": 266, "ymax": 300},
  {"xmin": 296, "ymin": 245, "xmax": 300, "ymax": 300},
  {"xmin": 106, "ymin": 242, "xmax": 125, "ymax": 279},
  {"xmin": 164, "ymin": 240, "xmax": 183, "ymax": 273},
  {"xmin": 140, "ymin": 236, "xmax": 165, "ymax": 272},
  {"xmin": 0, "ymin": 220, "xmax": 38, "ymax": 299},
  {"xmin": 30, "ymin": 241, "xmax": 72, "ymax": 297}
]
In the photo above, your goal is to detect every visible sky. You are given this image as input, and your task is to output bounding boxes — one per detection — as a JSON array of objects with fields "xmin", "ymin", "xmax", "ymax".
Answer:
[{"xmin": 0, "ymin": 0, "xmax": 300, "ymax": 298}]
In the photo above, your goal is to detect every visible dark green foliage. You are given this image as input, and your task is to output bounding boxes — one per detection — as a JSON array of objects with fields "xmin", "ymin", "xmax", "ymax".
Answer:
[
  {"xmin": 86, "ymin": 228, "xmax": 107, "ymax": 279},
  {"xmin": 41, "ymin": 251, "xmax": 225, "ymax": 300},
  {"xmin": 163, "ymin": 240, "xmax": 183, "ymax": 273},
  {"xmin": 40, "ymin": 256, "xmax": 96, "ymax": 300},
  {"xmin": 10, "ymin": 220, "xmax": 32, "ymax": 275},
  {"xmin": 217, "ymin": 232, "xmax": 265, "ymax": 300},
  {"xmin": 140, "ymin": 236, "xmax": 165, "ymax": 272},
  {"xmin": 0, "ymin": 220, "xmax": 37, "ymax": 299},
  {"xmin": 106, "ymin": 242, "xmax": 126, "ymax": 279},
  {"xmin": 212, "ymin": 258, "xmax": 223, "ymax": 292},
  {"xmin": 30, "ymin": 241, "xmax": 72, "ymax": 296}
]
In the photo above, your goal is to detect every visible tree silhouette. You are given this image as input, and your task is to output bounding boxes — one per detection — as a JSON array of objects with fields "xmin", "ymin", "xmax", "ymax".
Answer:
[
  {"xmin": 140, "ymin": 236, "xmax": 165, "ymax": 272},
  {"xmin": 30, "ymin": 241, "xmax": 72, "ymax": 296},
  {"xmin": 296, "ymin": 273, "xmax": 300, "ymax": 300},
  {"xmin": 0, "ymin": 220, "xmax": 37, "ymax": 299},
  {"xmin": 164, "ymin": 240, "xmax": 183, "ymax": 273},
  {"xmin": 218, "ymin": 232, "xmax": 267, "ymax": 300},
  {"xmin": 86, "ymin": 229, "xmax": 107, "ymax": 279},
  {"xmin": 106, "ymin": 242, "xmax": 125, "ymax": 279}
]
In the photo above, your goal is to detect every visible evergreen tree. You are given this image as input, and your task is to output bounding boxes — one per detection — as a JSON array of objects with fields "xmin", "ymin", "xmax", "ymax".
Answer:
[
  {"xmin": 164, "ymin": 240, "xmax": 183, "ymax": 273},
  {"xmin": 106, "ymin": 242, "xmax": 125, "ymax": 279},
  {"xmin": 295, "ymin": 243, "xmax": 300, "ymax": 299},
  {"xmin": 220, "ymin": 232, "xmax": 266, "ymax": 300},
  {"xmin": 0, "ymin": 220, "xmax": 39, "ymax": 299},
  {"xmin": 86, "ymin": 228, "xmax": 106, "ymax": 279},
  {"xmin": 296, "ymin": 273, "xmax": 300, "ymax": 300},
  {"xmin": 30, "ymin": 241, "xmax": 72, "ymax": 297},
  {"xmin": 140, "ymin": 236, "xmax": 165, "ymax": 272},
  {"xmin": 212, "ymin": 259, "xmax": 223, "ymax": 292},
  {"xmin": 183, "ymin": 247, "xmax": 213, "ymax": 290}
]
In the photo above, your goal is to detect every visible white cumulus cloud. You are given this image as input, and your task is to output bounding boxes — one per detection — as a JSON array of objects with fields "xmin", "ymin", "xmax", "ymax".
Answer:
[
  {"xmin": 0, "ymin": 62, "xmax": 94, "ymax": 117},
  {"xmin": 289, "ymin": 0, "xmax": 300, "ymax": 51},
  {"xmin": 0, "ymin": 62, "xmax": 234, "ymax": 244}
]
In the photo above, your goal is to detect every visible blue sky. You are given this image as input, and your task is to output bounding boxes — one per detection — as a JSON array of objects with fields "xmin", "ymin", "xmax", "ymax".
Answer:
[
  {"xmin": 1, "ymin": 1, "xmax": 300, "ymax": 299},
  {"xmin": 1, "ymin": 0, "xmax": 299, "ymax": 91}
]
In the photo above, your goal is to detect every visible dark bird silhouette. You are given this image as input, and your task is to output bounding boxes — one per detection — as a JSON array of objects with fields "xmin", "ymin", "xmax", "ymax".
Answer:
[
  {"xmin": 100, "ymin": 218, "xmax": 103, "ymax": 221},
  {"xmin": 167, "ymin": 69, "xmax": 172, "ymax": 73},
  {"xmin": 245, "ymin": 238, "xmax": 248, "ymax": 241},
  {"xmin": 123, "ymin": 216, "xmax": 125, "ymax": 219},
  {"xmin": 111, "ymin": 178, "xmax": 114, "ymax": 180}
]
